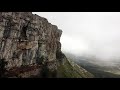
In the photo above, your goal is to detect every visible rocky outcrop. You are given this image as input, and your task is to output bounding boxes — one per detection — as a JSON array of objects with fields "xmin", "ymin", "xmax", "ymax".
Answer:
[
  {"xmin": 0, "ymin": 12, "xmax": 94, "ymax": 78},
  {"xmin": 0, "ymin": 12, "xmax": 62, "ymax": 78}
]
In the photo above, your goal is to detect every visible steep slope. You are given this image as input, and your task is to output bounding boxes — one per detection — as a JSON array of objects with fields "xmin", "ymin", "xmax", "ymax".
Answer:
[
  {"xmin": 57, "ymin": 58, "xmax": 94, "ymax": 78},
  {"xmin": 77, "ymin": 60, "xmax": 120, "ymax": 78},
  {"xmin": 0, "ymin": 12, "xmax": 93, "ymax": 78},
  {"xmin": 64, "ymin": 52, "xmax": 120, "ymax": 78}
]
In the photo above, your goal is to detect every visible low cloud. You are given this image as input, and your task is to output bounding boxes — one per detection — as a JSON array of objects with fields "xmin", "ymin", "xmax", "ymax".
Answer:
[{"xmin": 33, "ymin": 12, "xmax": 120, "ymax": 63}]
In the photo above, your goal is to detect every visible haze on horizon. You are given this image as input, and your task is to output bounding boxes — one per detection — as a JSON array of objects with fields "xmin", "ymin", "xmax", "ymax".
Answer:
[{"xmin": 33, "ymin": 12, "xmax": 120, "ymax": 62}]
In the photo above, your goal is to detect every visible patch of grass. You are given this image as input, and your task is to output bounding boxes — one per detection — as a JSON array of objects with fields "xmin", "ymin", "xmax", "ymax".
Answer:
[
  {"xmin": 57, "ymin": 59, "xmax": 82, "ymax": 78},
  {"xmin": 57, "ymin": 59, "xmax": 94, "ymax": 78}
]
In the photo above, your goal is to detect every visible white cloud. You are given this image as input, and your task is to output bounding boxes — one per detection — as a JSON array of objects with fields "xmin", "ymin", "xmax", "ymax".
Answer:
[{"xmin": 33, "ymin": 12, "xmax": 120, "ymax": 61}]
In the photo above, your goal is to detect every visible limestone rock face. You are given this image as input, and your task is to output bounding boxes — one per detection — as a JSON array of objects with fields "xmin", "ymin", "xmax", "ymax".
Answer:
[
  {"xmin": 0, "ymin": 12, "xmax": 94, "ymax": 78},
  {"xmin": 0, "ymin": 12, "xmax": 62, "ymax": 77}
]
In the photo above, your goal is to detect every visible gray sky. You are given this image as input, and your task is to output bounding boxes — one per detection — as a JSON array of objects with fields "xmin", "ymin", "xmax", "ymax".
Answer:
[{"xmin": 33, "ymin": 12, "xmax": 120, "ymax": 61}]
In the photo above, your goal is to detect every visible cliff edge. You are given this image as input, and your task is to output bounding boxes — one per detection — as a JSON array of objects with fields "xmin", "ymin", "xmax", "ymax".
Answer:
[{"xmin": 0, "ymin": 12, "xmax": 94, "ymax": 78}]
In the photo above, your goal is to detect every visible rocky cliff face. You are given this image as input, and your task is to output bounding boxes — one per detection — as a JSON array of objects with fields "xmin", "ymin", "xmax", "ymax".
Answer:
[
  {"xmin": 0, "ymin": 12, "xmax": 94, "ymax": 78},
  {"xmin": 0, "ymin": 12, "xmax": 63, "ymax": 78}
]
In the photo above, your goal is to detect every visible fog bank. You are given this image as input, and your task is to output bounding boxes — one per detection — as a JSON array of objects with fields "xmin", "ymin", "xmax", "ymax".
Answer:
[{"xmin": 33, "ymin": 12, "xmax": 120, "ymax": 62}]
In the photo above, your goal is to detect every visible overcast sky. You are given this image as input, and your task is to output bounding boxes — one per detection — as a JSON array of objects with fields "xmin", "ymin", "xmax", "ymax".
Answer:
[{"xmin": 33, "ymin": 12, "xmax": 120, "ymax": 61}]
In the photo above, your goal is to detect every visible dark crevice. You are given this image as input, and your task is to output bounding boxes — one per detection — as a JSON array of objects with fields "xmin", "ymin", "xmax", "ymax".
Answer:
[
  {"xmin": 20, "ymin": 26, "xmax": 27, "ymax": 40},
  {"xmin": 0, "ymin": 58, "xmax": 8, "ymax": 78},
  {"xmin": 19, "ymin": 21, "xmax": 30, "ymax": 41}
]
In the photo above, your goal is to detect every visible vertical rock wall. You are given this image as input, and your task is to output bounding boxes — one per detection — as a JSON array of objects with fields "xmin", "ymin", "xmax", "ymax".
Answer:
[{"xmin": 0, "ymin": 12, "xmax": 63, "ymax": 77}]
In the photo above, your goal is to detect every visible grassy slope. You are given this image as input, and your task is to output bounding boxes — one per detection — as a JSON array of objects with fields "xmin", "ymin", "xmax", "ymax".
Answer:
[
  {"xmin": 79, "ymin": 63, "xmax": 120, "ymax": 78},
  {"xmin": 57, "ymin": 59, "xmax": 94, "ymax": 78}
]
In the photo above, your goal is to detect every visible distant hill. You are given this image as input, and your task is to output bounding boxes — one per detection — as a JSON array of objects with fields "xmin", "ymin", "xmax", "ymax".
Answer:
[{"xmin": 64, "ymin": 52, "xmax": 120, "ymax": 78}]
